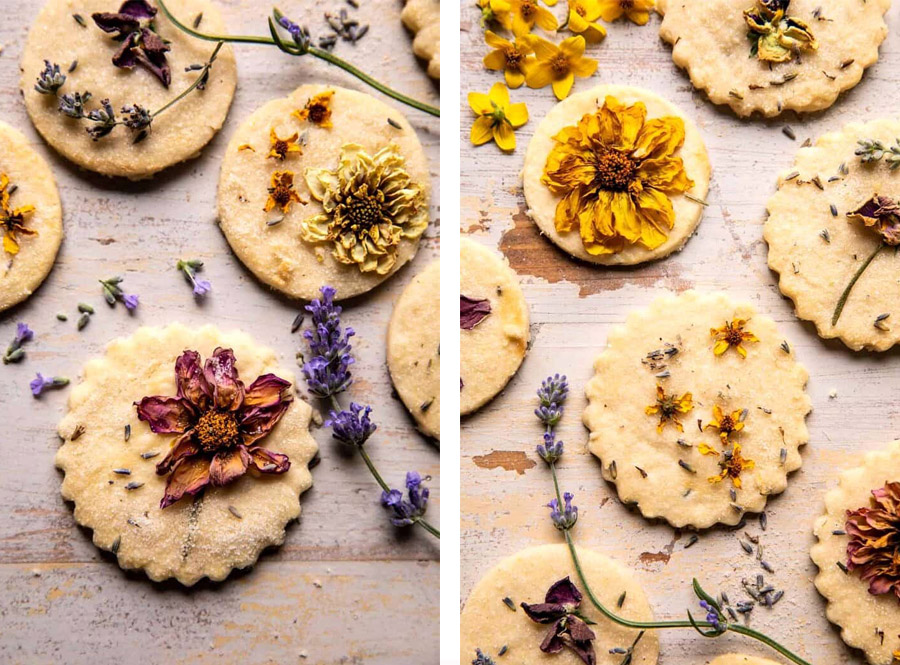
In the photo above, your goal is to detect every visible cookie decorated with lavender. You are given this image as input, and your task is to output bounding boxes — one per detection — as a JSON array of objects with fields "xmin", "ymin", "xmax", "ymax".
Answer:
[
  {"xmin": 811, "ymin": 440, "xmax": 900, "ymax": 665},
  {"xmin": 0, "ymin": 120, "xmax": 63, "ymax": 312},
  {"xmin": 658, "ymin": 0, "xmax": 891, "ymax": 117},
  {"xmin": 218, "ymin": 84, "xmax": 431, "ymax": 301},
  {"xmin": 460, "ymin": 544, "xmax": 659, "ymax": 665},
  {"xmin": 460, "ymin": 237, "xmax": 529, "ymax": 415},
  {"xmin": 765, "ymin": 117, "xmax": 900, "ymax": 352},
  {"xmin": 387, "ymin": 259, "xmax": 440, "ymax": 439},
  {"xmin": 56, "ymin": 324, "xmax": 318, "ymax": 585},
  {"xmin": 583, "ymin": 291, "xmax": 811, "ymax": 529},
  {"xmin": 21, "ymin": 0, "xmax": 237, "ymax": 179}
]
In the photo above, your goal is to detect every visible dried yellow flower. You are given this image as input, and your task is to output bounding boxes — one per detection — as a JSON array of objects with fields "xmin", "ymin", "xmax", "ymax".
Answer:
[
  {"xmin": 705, "ymin": 404, "xmax": 746, "ymax": 443},
  {"xmin": 566, "ymin": 0, "xmax": 608, "ymax": 42},
  {"xmin": 709, "ymin": 443, "xmax": 755, "ymax": 488},
  {"xmin": 293, "ymin": 91, "xmax": 334, "ymax": 128},
  {"xmin": 744, "ymin": 0, "xmax": 817, "ymax": 63},
  {"xmin": 645, "ymin": 384, "xmax": 693, "ymax": 433},
  {"xmin": 526, "ymin": 35, "xmax": 597, "ymax": 100},
  {"xmin": 711, "ymin": 319, "xmax": 759, "ymax": 358},
  {"xmin": 264, "ymin": 171, "xmax": 306, "ymax": 214},
  {"xmin": 483, "ymin": 29, "xmax": 536, "ymax": 89},
  {"xmin": 0, "ymin": 174, "xmax": 36, "ymax": 256},
  {"xmin": 596, "ymin": 0, "xmax": 655, "ymax": 25},
  {"xmin": 267, "ymin": 128, "xmax": 303, "ymax": 161},
  {"xmin": 469, "ymin": 82, "xmax": 529, "ymax": 152}
]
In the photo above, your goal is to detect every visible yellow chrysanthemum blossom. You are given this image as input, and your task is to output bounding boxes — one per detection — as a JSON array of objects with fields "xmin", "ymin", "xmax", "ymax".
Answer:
[
  {"xmin": 293, "ymin": 90, "xmax": 334, "ymax": 128},
  {"xmin": 705, "ymin": 404, "xmax": 746, "ymax": 443},
  {"xmin": 597, "ymin": 0, "xmax": 655, "ymax": 25},
  {"xmin": 0, "ymin": 174, "xmax": 36, "ymax": 256},
  {"xmin": 526, "ymin": 35, "xmax": 597, "ymax": 100},
  {"xmin": 566, "ymin": 0, "xmax": 608, "ymax": 43},
  {"xmin": 744, "ymin": 0, "xmax": 817, "ymax": 63},
  {"xmin": 267, "ymin": 128, "xmax": 303, "ymax": 161},
  {"xmin": 300, "ymin": 144, "xmax": 427, "ymax": 275},
  {"xmin": 709, "ymin": 443, "xmax": 755, "ymax": 489},
  {"xmin": 710, "ymin": 319, "xmax": 759, "ymax": 358},
  {"xmin": 645, "ymin": 384, "xmax": 693, "ymax": 433},
  {"xmin": 483, "ymin": 29, "xmax": 536, "ymax": 89},
  {"xmin": 541, "ymin": 96, "xmax": 694, "ymax": 255},
  {"xmin": 504, "ymin": 0, "xmax": 558, "ymax": 34},
  {"xmin": 469, "ymin": 82, "xmax": 529, "ymax": 152}
]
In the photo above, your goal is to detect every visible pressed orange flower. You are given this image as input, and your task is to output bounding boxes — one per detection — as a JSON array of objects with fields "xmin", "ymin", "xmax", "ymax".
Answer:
[
  {"xmin": 0, "ymin": 174, "xmax": 36, "ymax": 256},
  {"xmin": 705, "ymin": 404, "xmax": 746, "ymax": 443},
  {"xmin": 709, "ymin": 443, "xmax": 755, "ymax": 489},
  {"xmin": 566, "ymin": 0, "xmax": 608, "ymax": 43},
  {"xmin": 293, "ymin": 90, "xmax": 334, "ymax": 128},
  {"xmin": 483, "ymin": 29, "xmax": 536, "ymax": 89},
  {"xmin": 267, "ymin": 128, "xmax": 303, "ymax": 160},
  {"xmin": 541, "ymin": 96, "xmax": 694, "ymax": 255},
  {"xmin": 265, "ymin": 171, "xmax": 306, "ymax": 214},
  {"xmin": 469, "ymin": 82, "xmax": 529, "ymax": 152},
  {"xmin": 597, "ymin": 0, "xmax": 655, "ymax": 25},
  {"xmin": 526, "ymin": 35, "xmax": 597, "ymax": 100},
  {"xmin": 507, "ymin": 0, "xmax": 558, "ymax": 34},
  {"xmin": 645, "ymin": 384, "xmax": 693, "ymax": 433},
  {"xmin": 711, "ymin": 319, "xmax": 759, "ymax": 358}
]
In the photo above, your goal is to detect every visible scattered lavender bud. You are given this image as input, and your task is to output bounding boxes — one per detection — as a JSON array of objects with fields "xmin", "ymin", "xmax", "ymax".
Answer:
[
  {"xmin": 3, "ymin": 323, "xmax": 34, "ymax": 364},
  {"xmin": 30, "ymin": 373, "xmax": 69, "ymax": 397}
]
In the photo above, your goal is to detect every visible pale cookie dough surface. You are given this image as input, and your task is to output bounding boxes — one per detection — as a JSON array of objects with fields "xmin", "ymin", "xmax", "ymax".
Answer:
[
  {"xmin": 21, "ymin": 0, "xmax": 237, "ymax": 179},
  {"xmin": 460, "ymin": 544, "xmax": 659, "ymax": 665},
  {"xmin": 584, "ymin": 291, "xmax": 811, "ymax": 529},
  {"xmin": 765, "ymin": 117, "xmax": 900, "ymax": 352},
  {"xmin": 523, "ymin": 85, "xmax": 710, "ymax": 266},
  {"xmin": 387, "ymin": 260, "xmax": 440, "ymax": 439},
  {"xmin": 0, "ymin": 120, "xmax": 62, "ymax": 312},
  {"xmin": 402, "ymin": 0, "xmax": 440, "ymax": 79},
  {"xmin": 709, "ymin": 657, "xmax": 781, "ymax": 665},
  {"xmin": 657, "ymin": 0, "xmax": 891, "ymax": 118},
  {"xmin": 56, "ymin": 324, "xmax": 318, "ymax": 586},
  {"xmin": 218, "ymin": 84, "xmax": 431, "ymax": 301},
  {"xmin": 460, "ymin": 238, "xmax": 529, "ymax": 415},
  {"xmin": 811, "ymin": 440, "xmax": 900, "ymax": 665}
]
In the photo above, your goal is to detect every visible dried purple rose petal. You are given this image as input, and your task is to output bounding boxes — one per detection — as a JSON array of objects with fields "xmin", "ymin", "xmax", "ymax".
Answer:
[
  {"xmin": 848, "ymin": 194, "xmax": 900, "ymax": 246},
  {"xmin": 460, "ymin": 295, "xmax": 491, "ymax": 330},
  {"xmin": 521, "ymin": 577, "xmax": 597, "ymax": 665},
  {"xmin": 92, "ymin": 0, "xmax": 171, "ymax": 87}
]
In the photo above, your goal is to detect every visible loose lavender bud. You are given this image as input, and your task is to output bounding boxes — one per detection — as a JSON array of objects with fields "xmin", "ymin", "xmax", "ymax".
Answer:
[
  {"xmin": 4, "ymin": 323, "xmax": 34, "ymax": 364},
  {"xmin": 535, "ymin": 374, "xmax": 568, "ymax": 427},
  {"xmin": 176, "ymin": 259, "xmax": 211, "ymax": 298},
  {"xmin": 326, "ymin": 402, "xmax": 376, "ymax": 447},
  {"xmin": 100, "ymin": 276, "xmax": 139, "ymax": 311},
  {"xmin": 122, "ymin": 293, "xmax": 139, "ymax": 311},
  {"xmin": 381, "ymin": 471, "xmax": 430, "ymax": 527},
  {"xmin": 536, "ymin": 431, "xmax": 564, "ymax": 464},
  {"xmin": 302, "ymin": 285, "xmax": 355, "ymax": 398},
  {"xmin": 547, "ymin": 492, "xmax": 578, "ymax": 530},
  {"xmin": 30, "ymin": 373, "xmax": 69, "ymax": 397},
  {"xmin": 192, "ymin": 279, "xmax": 212, "ymax": 296},
  {"xmin": 35, "ymin": 60, "xmax": 66, "ymax": 95}
]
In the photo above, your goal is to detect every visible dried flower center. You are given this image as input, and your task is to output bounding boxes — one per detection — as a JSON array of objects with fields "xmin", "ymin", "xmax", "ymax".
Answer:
[
  {"xmin": 506, "ymin": 50, "xmax": 524, "ymax": 69},
  {"xmin": 620, "ymin": 0, "xmax": 634, "ymax": 8},
  {"xmin": 725, "ymin": 327, "xmax": 744, "ymax": 346},
  {"xmin": 273, "ymin": 140, "xmax": 289, "ymax": 158},
  {"xmin": 344, "ymin": 193, "xmax": 383, "ymax": 230},
  {"xmin": 718, "ymin": 415, "xmax": 736, "ymax": 433},
  {"xmin": 194, "ymin": 410, "xmax": 241, "ymax": 452},
  {"xmin": 273, "ymin": 184, "xmax": 294, "ymax": 207},
  {"xmin": 308, "ymin": 103, "xmax": 328, "ymax": 124},
  {"xmin": 576, "ymin": 5, "xmax": 587, "ymax": 16},
  {"xmin": 551, "ymin": 54, "xmax": 570, "ymax": 75},
  {"xmin": 593, "ymin": 149, "xmax": 638, "ymax": 192}
]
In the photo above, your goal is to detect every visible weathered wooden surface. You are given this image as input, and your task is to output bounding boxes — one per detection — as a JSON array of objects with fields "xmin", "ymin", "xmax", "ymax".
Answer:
[
  {"xmin": 461, "ymin": 5, "xmax": 899, "ymax": 665},
  {"xmin": 0, "ymin": 0, "xmax": 439, "ymax": 662}
]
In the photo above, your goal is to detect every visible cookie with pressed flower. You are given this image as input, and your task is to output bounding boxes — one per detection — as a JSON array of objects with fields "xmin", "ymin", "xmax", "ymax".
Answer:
[
  {"xmin": 460, "ymin": 237, "xmax": 529, "ymax": 415},
  {"xmin": 710, "ymin": 657, "xmax": 781, "ymax": 665},
  {"xmin": 21, "ymin": 0, "xmax": 237, "ymax": 179},
  {"xmin": 387, "ymin": 260, "xmax": 440, "ymax": 439},
  {"xmin": 0, "ymin": 120, "xmax": 63, "ymax": 312},
  {"xmin": 583, "ymin": 290, "xmax": 811, "ymax": 529},
  {"xmin": 460, "ymin": 543, "xmax": 659, "ymax": 665},
  {"xmin": 55, "ymin": 324, "xmax": 318, "ymax": 585},
  {"xmin": 811, "ymin": 440, "xmax": 900, "ymax": 665},
  {"xmin": 657, "ymin": 0, "xmax": 891, "ymax": 118},
  {"xmin": 402, "ymin": 0, "xmax": 440, "ymax": 79},
  {"xmin": 765, "ymin": 117, "xmax": 900, "ymax": 352},
  {"xmin": 218, "ymin": 84, "xmax": 431, "ymax": 301},
  {"xmin": 522, "ymin": 85, "xmax": 710, "ymax": 266}
]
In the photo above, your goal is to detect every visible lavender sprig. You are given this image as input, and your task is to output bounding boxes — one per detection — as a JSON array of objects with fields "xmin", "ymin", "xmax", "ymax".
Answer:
[
  {"xmin": 30, "ymin": 373, "xmax": 69, "ymax": 397},
  {"xmin": 3, "ymin": 323, "xmax": 34, "ymax": 364},
  {"xmin": 302, "ymin": 285, "xmax": 354, "ymax": 398},
  {"xmin": 99, "ymin": 276, "xmax": 139, "ymax": 311},
  {"xmin": 176, "ymin": 259, "xmax": 211, "ymax": 297},
  {"xmin": 381, "ymin": 471, "xmax": 437, "ymax": 537},
  {"xmin": 34, "ymin": 60, "xmax": 66, "ymax": 95}
]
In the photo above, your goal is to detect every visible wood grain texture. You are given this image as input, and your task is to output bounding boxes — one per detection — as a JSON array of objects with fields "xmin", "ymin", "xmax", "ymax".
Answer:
[
  {"xmin": 0, "ymin": 0, "xmax": 439, "ymax": 662},
  {"xmin": 461, "ymin": 5, "xmax": 899, "ymax": 665}
]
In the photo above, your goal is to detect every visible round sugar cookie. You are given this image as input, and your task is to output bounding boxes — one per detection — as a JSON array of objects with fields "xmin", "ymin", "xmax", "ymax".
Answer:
[
  {"xmin": 583, "ymin": 290, "xmax": 811, "ymax": 529},
  {"xmin": 460, "ymin": 544, "xmax": 659, "ymax": 665},
  {"xmin": 765, "ymin": 117, "xmax": 900, "ymax": 352},
  {"xmin": 218, "ymin": 84, "xmax": 431, "ymax": 301},
  {"xmin": 21, "ymin": 0, "xmax": 237, "ymax": 179},
  {"xmin": 402, "ymin": 0, "xmax": 440, "ymax": 79},
  {"xmin": 56, "ymin": 324, "xmax": 318, "ymax": 586},
  {"xmin": 0, "ymin": 120, "xmax": 62, "ymax": 312},
  {"xmin": 460, "ymin": 238, "xmax": 529, "ymax": 415},
  {"xmin": 657, "ymin": 0, "xmax": 891, "ymax": 118},
  {"xmin": 709, "ymin": 657, "xmax": 781, "ymax": 665},
  {"xmin": 387, "ymin": 259, "xmax": 440, "ymax": 439},
  {"xmin": 811, "ymin": 441, "xmax": 900, "ymax": 665}
]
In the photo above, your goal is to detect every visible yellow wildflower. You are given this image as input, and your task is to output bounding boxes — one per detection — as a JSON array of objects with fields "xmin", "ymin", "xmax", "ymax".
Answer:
[
  {"xmin": 541, "ymin": 95, "xmax": 694, "ymax": 255},
  {"xmin": 507, "ymin": 0, "xmax": 558, "ymax": 34},
  {"xmin": 267, "ymin": 128, "xmax": 303, "ymax": 161},
  {"xmin": 597, "ymin": 0, "xmax": 655, "ymax": 25},
  {"xmin": 705, "ymin": 404, "xmax": 746, "ymax": 443},
  {"xmin": 526, "ymin": 35, "xmax": 597, "ymax": 100},
  {"xmin": 645, "ymin": 384, "xmax": 693, "ymax": 433},
  {"xmin": 0, "ymin": 174, "xmax": 36, "ymax": 256},
  {"xmin": 711, "ymin": 319, "xmax": 759, "ymax": 358},
  {"xmin": 709, "ymin": 443, "xmax": 755, "ymax": 489},
  {"xmin": 293, "ymin": 90, "xmax": 334, "ymax": 128},
  {"xmin": 483, "ymin": 29, "xmax": 536, "ymax": 89},
  {"xmin": 469, "ymin": 82, "xmax": 529, "ymax": 152},
  {"xmin": 566, "ymin": 0, "xmax": 608, "ymax": 43},
  {"xmin": 264, "ymin": 171, "xmax": 306, "ymax": 214},
  {"xmin": 479, "ymin": 0, "xmax": 512, "ymax": 29}
]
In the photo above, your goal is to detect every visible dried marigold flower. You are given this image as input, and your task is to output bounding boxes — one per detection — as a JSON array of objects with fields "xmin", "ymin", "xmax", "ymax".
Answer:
[
  {"xmin": 709, "ymin": 443, "xmax": 755, "ymax": 488},
  {"xmin": 265, "ymin": 171, "xmax": 306, "ymax": 214},
  {"xmin": 705, "ymin": 404, "xmax": 746, "ymax": 442},
  {"xmin": 0, "ymin": 174, "xmax": 36, "ymax": 256},
  {"xmin": 645, "ymin": 384, "xmax": 693, "ymax": 433},
  {"xmin": 711, "ymin": 318, "xmax": 759, "ymax": 358},
  {"xmin": 267, "ymin": 128, "xmax": 302, "ymax": 161},
  {"xmin": 846, "ymin": 482, "xmax": 900, "ymax": 599},
  {"xmin": 293, "ymin": 90, "xmax": 334, "ymax": 128}
]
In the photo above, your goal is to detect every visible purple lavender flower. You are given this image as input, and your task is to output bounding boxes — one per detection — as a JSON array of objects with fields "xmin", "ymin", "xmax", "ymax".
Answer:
[
  {"xmin": 381, "ymin": 471, "xmax": 430, "ymax": 527},
  {"xmin": 4, "ymin": 323, "xmax": 34, "ymax": 364},
  {"xmin": 15, "ymin": 323, "xmax": 34, "ymax": 345},
  {"xmin": 122, "ymin": 293, "xmax": 139, "ymax": 311},
  {"xmin": 34, "ymin": 60, "xmax": 66, "ymax": 95},
  {"xmin": 535, "ymin": 374, "xmax": 568, "ymax": 427},
  {"xmin": 100, "ymin": 276, "xmax": 139, "ymax": 311},
  {"xmin": 276, "ymin": 12, "xmax": 311, "ymax": 51},
  {"xmin": 472, "ymin": 650, "xmax": 496, "ymax": 665},
  {"xmin": 302, "ymin": 285, "xmax": 355, "ymax": 398},
  {"xmin": 193, "ymin": 279, "xmax": 212, "ymax": 296},
  {"xmin": 700, "ymin": 600, "xmax": 723, "ymax": 631},
  {"xmin": 536, "ymin": 431, "xmax": 564, "ymax": 464},
  {"xmin": 547, "ymin": 492, "xmax": 578, "ymax": 530},
  {"xmin": 30, "ymin": 373, "xmax": 69, "ymax": 397},
  {"xmin": 176, "ymin": 259, "xmax": 211, "ymax": 298},
  {"xmin": 326, "ymin": 402, "xmax": 376, "ymax": 447}
]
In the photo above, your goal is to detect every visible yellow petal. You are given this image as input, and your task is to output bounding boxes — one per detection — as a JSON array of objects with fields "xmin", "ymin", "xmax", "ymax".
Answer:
[
  {"xmin": 560, "ymin": 35, "xmax": 586, "ymax": 60},
  {"xmin": 597, "ymin": 0, "xmax": 624, "ymax": 21},
  {"xmin": 535, "ymin": 6, "xmax": 559, "ymax": 30},
  {"xmin": 526, "ymin": 61, "xmax": 554, "ymax": 89},
  {"xmin": 531, "ymin": 36, "xmax": 559, "ymax": 61},
  {"xmin": 551, "ymin": 72, "xmax": 575, "ymax": 100},
  {"xmin": 470, "ymin": 116, "xmax": 495, "ymax": 145},
  {"xmin": 493, "ymin": 122, "xmax": 517, "ymax": 152},
  {"xmin": 483, "ymin": 49, "xmax": 508, "ymax": 70},
  {"xmin": 2, "ymin": 232, "xmax": 19, "ymax": 255},
  {"xmin": 484, "ymin": 30, "xmax": 510, "ymax": 49},
  {"xmin": 505, "ymin": 68, "xmax": 526, "ymax": 88},
  {"xmin": 488, "ymin": 82, "xmax": 511, "ymax": 110},
  {"xmin": 505, "ymin": 102, "xmax": 529, "ymax": 127},
  {"xmin": 567, "ymin": 10, "xmax": 590, "ymax": 33},
  {"xmin": 572, "ymin": 55, "xmax": 598, "ymax": 77},
  {"xmin": 713, "ymin": 340, "xmax": 729, "ymax": 356},
  {"xmin": 468, "ymin": 91, "xmax": 493, "ymax": 115}
]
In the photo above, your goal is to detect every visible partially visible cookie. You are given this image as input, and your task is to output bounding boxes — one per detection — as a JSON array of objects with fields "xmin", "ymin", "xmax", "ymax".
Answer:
[
  {"xmin": 657, "ymin": 0, "xmax": 891, "ymax": 117},
  {"xmin": 218, "ymin": 84, "xmax": 431, "ymax": 301},
  {"xmin": 21, "ymin": 0, "xmax": 237, "ymax": 179},
  {"xmin": 388, "ymin": 260, "xmax": 440, "ymax": 439},
  {"xmin": 523, "ymin": 85, "xmax": 710, "ymax": 266},
  {"xmin": 812, "ymin": 441, "xmax": 900, "ymax": 665},
  {"xmin": 56, "ymin": 324, "xmax": 318, "ymax": 586},
  {"xmin": 584, "ymin": 291, "xmax": 811, "ymax": 529},
  {"xmin": 0, "ymin": 120, "xmax": 63, "ymax": 312},
  {"xmin": 460, "ymin": 544, "xmax": 659, "ymax": 665},
  {"xmin": 402, "ymin": 0, "xmax": 440, "ymax": 79},
  {"xmin": 460, "ymin": 238, "xmax": 529, "ymax": 415},
  {"xmin": 709, "ymin": 657, "xmax": 782, "ymax": 665},
  {"xmin": 765, "ymin": 116, "xmax": 900, "ymax": 352}
]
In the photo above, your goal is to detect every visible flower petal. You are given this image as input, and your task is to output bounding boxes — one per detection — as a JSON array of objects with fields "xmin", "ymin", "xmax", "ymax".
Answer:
[
  {"xmin": 247, "ymin": 447, "xmax": 292, "ymax": 474},
  {"xmin": 468, "ymin": 91, "xmax": 493, "ymax": 116},
  {"xmin": 506, "ymin": 102, "xmax": 529, "ymax": 127},
  {"xmin": 520, "ymin": 601, "xmax": 566, "ymax": 623},
  {"xmin": 155, "ymin": 432, "xmax": 201, "ymax": 475},
  {"xmin": 545, "ymin": 576, "xmax": 583, "ymax": 605},
  {"xmin": 488, "ymin": 81, "xmax": 511, "ymax": 110},
  {"xmin": 493, "ymin": 122, "xmax": 517, "ymax": 152},
  {"xmin": 552, "ymin": 73, "xmax": 575, "ymax": 100},
  {"xmin": 174, "ymin": 350, "xmax": 210, "ymax": 410},
  {"xmin": 208, "ymin": 446, "xmax": 250, "ymax": 486},
  {"xmin": 203, "ymin": 348, "xmax": 245, "ymax": 411},
  {"xmin": 240, "ymin": 375, "xmax": 294, "ymax": 444},
  {"xmin": 160, "ymin": 456, "xmax": 211, "ymax": 509},
  {"xmin": 135, "ymin": 396, "xmax": 195, "ymax": 434},
  {"xmin": 560, "ymin": 35, "xmax": 586, "ymax": 60}
]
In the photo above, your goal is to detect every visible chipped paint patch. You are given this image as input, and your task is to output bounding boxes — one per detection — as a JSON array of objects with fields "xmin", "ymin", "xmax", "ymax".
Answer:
[{"xmin": 473, "ymin": 450, "xmax": 537, "ymax": 475}]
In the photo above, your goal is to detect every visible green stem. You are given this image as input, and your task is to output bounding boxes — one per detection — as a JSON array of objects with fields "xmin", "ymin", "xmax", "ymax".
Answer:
[
  {"xmin": 152, "ymin": 41, "xmax": 224, "ymax": 119},
  {"xmin": 156, "ymin": 0, "xmax": 439, "ymax": 117},
  {"xmin": 831, "ymin": 244, "xmax": 883, "ymax": 326}
]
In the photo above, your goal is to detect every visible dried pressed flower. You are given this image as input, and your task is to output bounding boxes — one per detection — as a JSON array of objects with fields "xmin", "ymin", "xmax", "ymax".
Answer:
[
  {"xmin": 85, "ymin": 98, "xmax": 117, "ymax": 140},
  {"xmin": 541, "ymin": 96, "xmax": 694, "ymax": 255},
  {"xmin": 293, "ymin": 90, "xmax": 335, "ymax": 128},
  {"xmin": 0, "ymin": 175, "xmax": 36, "ymax": 256},
  {"xmin": 566, "ymin": 0, "xmax": 608, "ymax": 42},
  {"xmin": 135, "ymin": 348, "xmax": 293, "ymax": 508},
  {"xmin": 846, "ymin": 482, "xmax": 900, "ymax": 599},
  {"xmin": 300, "ymin": 144, "xmax": 427, "ymax": 274},
  {"xmin": 58, "ymin": 91, "xmax": 92, "ymax": 118},
  {"xmin": 705, "ymin": 404, "xmax": 746, "ymax": 442},
  {"xmin": 267, "ymin": 128, "xmax": 303, "ymax": 160},
  {"xmin": 460, "ymin": 295, "xmax": 492, "ymax": 329},
  {"xmin": 855, "ymin": 138, "xmax": 900, "ymax": 170},
  {"xmin": 596, "ymin": 0, "xmax": 655, "ymax": 25},
  {"xmin": 711, "ymin": 319, "xmax": 759, "ymax": 358},
  {"xmin": 469, "ymin": 82, "xmax": 528, "ymax": 152},
  {"xmin": 526, "ymin": 35, "xmax": 597, "ymax": 100},
  {"xmin": 744, "ymin": 0, "xmax": 817, "ymax": 63},
  {"xmin": 483, "ymin": 29, "xmax": 536, "ymax": 89},
  {"xmin": 521, "ymin": 577, "xmax": 596, "ymax": 665},
  {"xmin": 709, "ymin": 443, "xmax": 755, "ymax": 488},
  {"xmin": 121, "ymin": 103, "xmax": 152, "ymax": 131},
  {"xmin": 847, "ymin": 195, "xmax": 900, "ymax": 246},
  {"xmin": 92, "ymin": 0, "xmax": 172, "ymax": 87},
  {"xmin": 646, "ymin": 384, "xmax": 693, "ymax": 433},
  {"xmin": 265, "ymin": 171, "xmax": 306, "ymax": 214}
]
